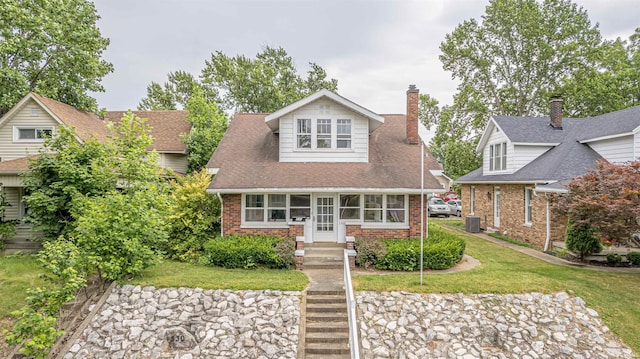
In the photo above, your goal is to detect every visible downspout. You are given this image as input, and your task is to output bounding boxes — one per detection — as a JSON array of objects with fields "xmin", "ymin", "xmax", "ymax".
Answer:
[
  {"xmin": 533, "ymin": 190, "xmax": 552, "ymax": 252},
  {"xmin": 217, "ymin": 192, "xmax": 224, "ymax": 237}
]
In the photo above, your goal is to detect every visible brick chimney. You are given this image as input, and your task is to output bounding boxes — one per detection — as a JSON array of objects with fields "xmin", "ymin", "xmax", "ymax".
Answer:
[
  {"xmin": 550, "ymin": 97, "xmax": 563, "ymax": 129},
  {"xmin": 406, "ymin": 85, "xmax": 419, "ymax": 144}
]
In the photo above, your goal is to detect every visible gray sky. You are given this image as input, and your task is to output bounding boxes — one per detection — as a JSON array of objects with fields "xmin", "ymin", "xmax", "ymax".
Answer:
[{"xmin": 91, "ymin": 0, "xmax": 640, "ymax": 114}]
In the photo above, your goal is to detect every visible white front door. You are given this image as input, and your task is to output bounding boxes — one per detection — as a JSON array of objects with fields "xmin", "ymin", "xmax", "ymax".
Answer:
[
  {"xmin": 494, "ymin": 187, "xmax": 501, "ymax": 228},
  {"xmin": 314, "ymin": 195, "xmax": 336, "ymax": 242}
]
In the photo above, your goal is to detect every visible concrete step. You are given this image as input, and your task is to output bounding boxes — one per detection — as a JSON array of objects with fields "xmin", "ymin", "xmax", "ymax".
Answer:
[
  {"xmin": 303, "ymin": 262, "xmax": 343, "ymax": 270},
  {"xmin": 306, "ymin": 311, "xmax": 348, "ymax": 322},
  {"xmin": 304, "ymin": 354, "xmax": 350, "ymax": 359},
  {"xmin": 306, "ymin": 303, "xmax": 347, "ymax": 313},
  {"xmin": 305, "ymin": 322, "xmax": 349, "ymax": 333},
  {"xmin": 307, "ymin": 295, "xmax": 345, "ymax": 304},
  {"xmin": 305, "ymin": 331, "xmax": 349, "ymax": 343},
  {"xmin": 305, "ymin": 342, "xmax": 350, "ymax": 355},
  {"xmin": 307, "ymin": 290, "xmax": 344, "ymax": 296}
]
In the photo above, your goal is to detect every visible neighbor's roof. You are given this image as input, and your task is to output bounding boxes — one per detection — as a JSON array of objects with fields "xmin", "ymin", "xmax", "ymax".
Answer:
[
  {"xmin": 207, "ymin": 113, "xmax": 444, "ymax": 193},
  {"xmin": 457, "ymin": 105, "xmax": 640, "ymax": 187},
  {"xmin": 105, "ymin": 111, "xmax": 190, "ymax": 153},
  {"xmin": 0, "ymin": 156, "xmax": 35, "ymax": 174}
]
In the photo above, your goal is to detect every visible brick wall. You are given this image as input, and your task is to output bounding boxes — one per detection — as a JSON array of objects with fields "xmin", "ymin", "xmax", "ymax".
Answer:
[{"xmin": 461, "ymin": 184, "xmax": 567, "ymax": 249}]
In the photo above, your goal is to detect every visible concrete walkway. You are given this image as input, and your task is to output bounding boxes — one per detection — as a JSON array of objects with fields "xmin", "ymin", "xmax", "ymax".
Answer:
[{"xmin": 465, "ymin": 229, "xmax": 640, "ymax": 274}]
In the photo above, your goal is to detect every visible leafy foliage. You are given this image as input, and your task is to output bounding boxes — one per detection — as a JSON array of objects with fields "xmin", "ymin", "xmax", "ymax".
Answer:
[
  {"xmin": 182, "ymin": 87, "xmax": 228, "ymax": 173},
  {"xmin": 354, "ymin": 237, "xmax": 388, "ymax": 269},
  {"xmin": 139, "ymin": 46, "xmax": 338, "ymax": 113},
  {"xmin": 165, "ymin": 170, "xmax": 220, "ymax": 263},
  {"xmin": 0, "ymin": 188, "xmax": 17, "ymax": 250},
  {"xmin": 565, "ymin": 222, "xmax": 601, "ymax": 260},
  {"xmin": 555, "ymin": 160, "xmax": 640, "ymax": 244},
  {"xmin": 0, "ymin": 0, "xmax": 113, "ymax": 115},
  {"xmin": 4, "ymin": 308, "xmax": 62, "ymax": 359},
  {"xmin": 22, "ymin": 126, "xmax": 116, "ymax": 239},
  {"xmin": 626, "ymin": 252, "xmax": 640, "ymax": 266},
  {"xmin": 202, "ymin": 235, "xmax": 293, "ymax": 269},
  {"xmin": 606, "ymin": 253, "xmax": 622, "ymax": 266}
]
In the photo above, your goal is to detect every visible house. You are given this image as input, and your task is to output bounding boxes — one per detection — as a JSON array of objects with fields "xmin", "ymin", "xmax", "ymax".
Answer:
[
  {"xmin": 0, "ymin": 92, "xmax": 190, "ymax": 245},
  {"xmin": 455, "ymin": 99, "xmax": 640, "ymax": 250},
  {"xmin": 205, "ymin": 85, "xmax": 447, "ymax": 260}
]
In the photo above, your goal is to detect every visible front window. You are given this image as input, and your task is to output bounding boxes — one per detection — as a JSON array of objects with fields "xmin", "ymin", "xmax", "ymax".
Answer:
[
  {"xmin": 386, "ymin": 195, "xmax": 405, "ymax": 222},
  {"xmin": 290, "ymin": 194, "xmax": 310, "ymax": 220},
  {"xmin": 297, "ymin": 119, "xmax": 311, "ymax": 148},
  {"xmin": 245, "ymin": 194, "xmax": 264, "ymax": 222},
  {"xmin": 364, "ymin": 194, "xmax": 383, "ymax": 222},
  {"xmin": 267, "ymin": 194, "xmax": 286, "ymax": 222},
  {"xmin": 490, "ymin": 142, "xmax": 507, "ymax": 171},
  {"xmin": 316, "ymin": 119, "xmax": 331, "ymax": 148},
  {"xmin": 14, "ymin": 127, "xmax": 53, "ymax": 142},
  {"xmin": 339, "ymin": 194, "xmax": 360, "ymax": 220},
  {"xmin": 525, "ymin": 188, "xmax": 533, "ymax": 224},
  {"xmin": 336, "ymin": 119, "xmax": 351, "ymax": 148},
  {"xmin": 364, "ymin": 194, "xmax": 406, "ymax": 224}
]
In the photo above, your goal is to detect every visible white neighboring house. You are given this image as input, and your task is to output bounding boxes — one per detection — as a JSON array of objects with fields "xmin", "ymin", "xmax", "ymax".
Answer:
[
  {"xmin": 0, "ymin": 93, "xmax": 191, "ymax": 249},
  {"xmin": 455, "ymin": 99, "xmax": 640, "ymax": 249}
]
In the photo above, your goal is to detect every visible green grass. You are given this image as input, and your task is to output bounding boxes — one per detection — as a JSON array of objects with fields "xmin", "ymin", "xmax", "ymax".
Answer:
[
  {"xmin": 353, "ymin": 225, "xmax": 640, "ymax": 355},
  {"xmin": 488, "ymin": 232, "xmax": 535, "ymax": 248},
  {"xmin": 0, "ymin": 255, "xmax": 44, "ymax": 338},
  {"xmin": 125, "ymin": 260, "xmax": 309, "ymax": 291}
]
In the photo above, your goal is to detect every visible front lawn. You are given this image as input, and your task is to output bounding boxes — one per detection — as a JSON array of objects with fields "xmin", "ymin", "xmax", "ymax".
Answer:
[{"xmin": 353, "ymin": 225, "xmax": 640, "ymax": 355}]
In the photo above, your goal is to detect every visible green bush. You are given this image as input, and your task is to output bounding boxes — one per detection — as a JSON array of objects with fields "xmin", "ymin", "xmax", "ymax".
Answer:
[
  {"xmin": 274, "ymin": 239, "xmax": 296, "ymax": 268},
  {"xmin": 201, "ymin": 235, "xmax": 291, "ymax": 269},
  {"xmin": 626, "ymin": 251, "xmax": 640, "ymax": 265},
  {"xmin": 565, "ymin": 223, "xmax": 602, "ymax": 261},
  {"xmin": 373, "ymin": 226, "xmax": 465, "ymax": 271},
  {"xmin": 354, "ymin": 237, "xmax": 387, "ymax": 268},
  {"xmin": 606, "ymin": 253, "xmax": 622, "ymax": 266}
]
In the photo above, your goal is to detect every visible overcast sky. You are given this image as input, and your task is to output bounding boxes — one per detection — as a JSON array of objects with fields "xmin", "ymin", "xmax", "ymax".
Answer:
[{"xmin": 91, "ymin": 0, "xmax": 640, "ymax": 115}]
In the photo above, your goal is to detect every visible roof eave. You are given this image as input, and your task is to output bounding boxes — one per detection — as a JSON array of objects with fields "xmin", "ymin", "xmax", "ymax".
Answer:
[
  {"xmin": 578, "ymin": 132, "xmax": 633, "ymax": 144},
  {"xmin": 207, "ymin": 187, "xmax": 447, "ymax": 194}
]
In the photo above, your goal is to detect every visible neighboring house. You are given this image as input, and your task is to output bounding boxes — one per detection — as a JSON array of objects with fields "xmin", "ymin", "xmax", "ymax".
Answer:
[
  {"xmin": 205, "ymin": 86, "xmax": 447, "ymax": 247},
  {"xmin": 0, "ymin": 93, "xmax": 190, "ymax": 244},
  {"xmin": 455, "ymin": 99, "xmax": 640, "ymax": 250}
]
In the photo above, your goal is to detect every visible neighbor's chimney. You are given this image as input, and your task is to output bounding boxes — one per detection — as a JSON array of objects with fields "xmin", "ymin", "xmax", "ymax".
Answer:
[
  {"xmin": 550, "ymin": 97, "xmax": 563, "ymax": 129},
  {"xmin": 406, "ymin": 84, "xmax": 419, "ymax": 144}
]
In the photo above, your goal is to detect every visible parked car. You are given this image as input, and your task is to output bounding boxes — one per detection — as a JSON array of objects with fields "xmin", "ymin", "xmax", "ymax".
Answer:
[
  {"xmin": 447, "ymin": 200, "xmax": 462, "ymax": 217},
  {"xmin": 428, "ymin": 197, "xmax": 450, "ymax": 217}
]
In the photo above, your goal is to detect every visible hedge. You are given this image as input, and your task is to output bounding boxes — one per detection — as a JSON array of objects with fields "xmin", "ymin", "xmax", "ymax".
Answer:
[{"xmin": 201, "ymin": 235, "xmax": 294, "ymax": 269}]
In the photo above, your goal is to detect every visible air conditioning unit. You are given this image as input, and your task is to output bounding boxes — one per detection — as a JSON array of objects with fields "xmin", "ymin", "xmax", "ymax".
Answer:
[{"xmin": 465, "ymin": 216, "xmax": 480, "ymax": 233}]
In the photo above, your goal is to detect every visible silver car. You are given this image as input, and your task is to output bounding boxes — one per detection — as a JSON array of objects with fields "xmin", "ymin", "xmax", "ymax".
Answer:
[
  {"xmin": 447, "ymin": 200, "xmax": 462, "ymax": 217},
  {"xmin": 428, "ymin": 197, "xmax": 450, "ymax": 217}
]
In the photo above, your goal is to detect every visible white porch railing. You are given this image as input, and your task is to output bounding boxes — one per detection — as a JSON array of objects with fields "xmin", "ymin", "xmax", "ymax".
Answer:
[{"xmin": 344, "ymin": 250, "xmax": 360, "ymax": 359}]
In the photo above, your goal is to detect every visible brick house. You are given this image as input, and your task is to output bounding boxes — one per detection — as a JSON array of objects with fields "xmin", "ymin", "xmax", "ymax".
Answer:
[
  {"xmin": 0, "ymin": 92, "xmax": 190, "ymax": 248},
  {"xmin": 205, "ymin": 86, "xmax": 447, "ymax": 247},
  {"xmin": 455, "ymin": 99, "xmax": 640, "ymax": 250}
]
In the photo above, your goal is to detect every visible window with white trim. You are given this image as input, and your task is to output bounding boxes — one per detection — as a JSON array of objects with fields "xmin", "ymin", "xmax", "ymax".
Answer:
[
  {"xmin": 290, "ymin": 194, "xmax": 310, "ymax": 220},
  {"xmin": 316, "ymin": 119, "xmax": 331, "ymax": 148},
  {"xmin": 489, "ymin": 142, "xmax": 507, "ymax": 171},
  {"xmin": 245, "ymin": 194, "xmax": 264, "ymax": 222},
  {"xmin": 244, "ymin": 194, "xmax": 287, "ymax": 223},
  {"xmin": 524, "ymin": 188, "xmax": 533, "ymax": 224},
  {"xmin": 470, "ymin": 186, "xmax": 475, "ymax": 214},
  {"xmin": 296, "ymin": 119, "xmax": 311, "ymax": 148},
  {"xmin": 13, "ymin": 126, "xmax": 53, "ymax": 142},
  {"xmin": 364, "ymin": 194, "xmax": 407, "ymax": 224},
  {"xmin": 267, "ymin": 194, "xmax": 286, "ymax": 222},
  {"xmin": 336, "ymin": 119, "xmax": 351, "ymax": 148},
  {"xmin": 339, "ymin": 194, "xmax": 360, "ymax": 220}
]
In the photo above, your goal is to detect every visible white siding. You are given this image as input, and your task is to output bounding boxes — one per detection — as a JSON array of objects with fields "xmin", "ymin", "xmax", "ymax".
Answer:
[
  {"xmin": 634, "ymin": 132, "xmax": 640, "ymax": 160},
  {"xmin": 482, "ymin": 126, "xmax": 510, "ymax": 172},
  {"xmin": 588, "ymin": 135, "xmax": 634, "ymax": 164},
  {"xmin": 0, "ymin": 175, "xmax": 25, "ymax": 187},
  {"xmin": 161, "ymin": 153, "xmax": 188, "ymax": 174},
  {"xmin": 278, "ymin": 98, "xmax": 369, "ymax": 163},
  {"xmin": 3, "ymin": 187, "xmax": 21, "ymax": 220},
  {"xmin": 0, "ymin": 99, "xmax": 59, "ymax": 161},
  {"xmin": 513, "ymin": 145, "xmax": 552, "ymax": 171}
]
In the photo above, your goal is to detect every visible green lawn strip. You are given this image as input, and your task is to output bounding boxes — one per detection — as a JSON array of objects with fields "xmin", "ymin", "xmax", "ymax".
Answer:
[
  {"xmin": 353, "ymin": 226, "xmax": 640, "ymax": 355},
  {"xmin": 125, "ymin": 260, "xmax": 309, "ymax": 292},
  {"xmin": 0, "ymin": 255, "xmax": 44, "ymax": 335}
]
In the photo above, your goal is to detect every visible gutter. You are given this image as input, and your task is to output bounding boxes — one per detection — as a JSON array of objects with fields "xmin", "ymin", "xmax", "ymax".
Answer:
[{"xmin": 216, "ymin": 192, "xmax": 224, "ymax": 237}]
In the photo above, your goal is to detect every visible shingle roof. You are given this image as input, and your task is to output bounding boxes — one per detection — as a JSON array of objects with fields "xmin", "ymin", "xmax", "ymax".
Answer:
[
  {"xmin": 0, "ymin": 156, "xmax": 35, "ymax": 173},
  {"xmin": 105, "ymin": 111, "xmax": 190, "ymax": 153},
  {"xmin": 457, "ymin": 105, "xmax": 640, "ymax": 186},
  {"xmin": 32, "ymin": 93, "xmax": 109, "ymax": 142},
  {"xmin": 207, "ymin": 113, "xmax": 444, "ymax": 192}
]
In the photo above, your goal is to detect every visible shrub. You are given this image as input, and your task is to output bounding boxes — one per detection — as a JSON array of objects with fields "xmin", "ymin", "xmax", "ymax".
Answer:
[
  {"xmin": 202, "ymin": 235, "xmax": 290, "ymax": 269},
  {"xmin": 626, "ymin": 251, "xmax": 640, "ymax": 265},
  {"xmin": 376, "ymin": 239, "xmax": 419, "ymax": 271},
  {"xmin": 606, "ymin": 253, "xmax": 622, "ymax": 266},
  {"xmin": 274, "ymin": 239, "xmax": 296, "ymax": 268},
  {"xmin": 354, "ymin": 238, "xmax": 387, "ymax": 268},
  {"xmin": 565, "ymin": 222, "xmax": 602, "ymax": 261}
]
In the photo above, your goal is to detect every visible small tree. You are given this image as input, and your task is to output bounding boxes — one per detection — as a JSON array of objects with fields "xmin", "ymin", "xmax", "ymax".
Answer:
[
  {"xmin": 565, "ymin": 222, "xmax": 601, "ymax": 261},
  {"xmin": 557, "ymin": 160, "xmax": 640, "ymax": 244}
]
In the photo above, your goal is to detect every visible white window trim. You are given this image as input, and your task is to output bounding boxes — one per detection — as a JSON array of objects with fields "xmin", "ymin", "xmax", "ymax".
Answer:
[
  {"xmin": 524, "ymin": 187, "xmax": 533, "ymax": 226},
  {"xmin": 13, "ymin": 126, "xmax": 54, "ymax": 143},
  {"xmin": 293, "ymin": 117, "xmax": 354, "ymax": 151},
  {"xmin": 489, "ymin": 142, "xmax": 508, "ymax": 172},
  {"xmin": 470, "ymin": 186, "xmax": 475, "ymax": 215},
  {"xmin": 339, "ymin": 193, "xmax": 362, "ymax": 223},
  {"xmin": 363, "ymin": 194, "xmax": 408, "ymax": 226},
  {"xmin": 242, "ymin": 194, "xmax": 292, "ymax": 227}
]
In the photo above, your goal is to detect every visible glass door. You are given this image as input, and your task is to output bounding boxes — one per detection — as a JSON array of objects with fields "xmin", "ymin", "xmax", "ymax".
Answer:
[{"xmin": 314, "ymin": 195, "xmax": 336, "ymax": 242}]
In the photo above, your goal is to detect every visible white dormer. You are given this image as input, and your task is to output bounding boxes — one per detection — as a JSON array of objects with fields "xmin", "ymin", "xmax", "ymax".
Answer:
[{"xmin": 264, "ymin": 89, "xmax": 384, "ymax": 163}]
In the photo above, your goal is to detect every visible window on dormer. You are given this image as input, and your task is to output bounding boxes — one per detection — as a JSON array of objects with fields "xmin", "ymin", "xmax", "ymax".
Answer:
[
  {"xmin": 317, "ymin": 119, "xmax": 331, "ymax": 148},
  {"xmin": 337, "ymin": 119, "xmax": 351, "ymax": 148},
  {"xmin": 297, "ymin": 119, "xmax": 311, "ymax": 148},
  {"xmin": 489, "ymin": 142, "xmax": 507, "ymax": 171},
  {"xmin": 14, "ymin": 126, "xmax": 53, "ymax": 142}
]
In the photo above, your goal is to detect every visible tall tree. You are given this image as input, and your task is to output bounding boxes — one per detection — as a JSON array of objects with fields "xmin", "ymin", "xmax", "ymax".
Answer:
[
  {"xmin": 139, "ymin": 46, "xmax": 338, "ymax": 113},
  {"xmin": 0, "ymin": 0, "xmax": 113, "ymax": 115},
  {"xmin": 440, "ymin": 0, "xmax": 602, "ymax": 118}
]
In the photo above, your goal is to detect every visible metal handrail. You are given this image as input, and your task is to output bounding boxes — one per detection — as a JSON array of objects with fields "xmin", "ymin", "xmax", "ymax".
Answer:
[{"xmin": 344, "ymin": 250, "xmax": 360, "ymax": 359}]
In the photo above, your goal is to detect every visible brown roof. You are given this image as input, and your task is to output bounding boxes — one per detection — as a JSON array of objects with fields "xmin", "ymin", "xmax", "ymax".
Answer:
[
  {"xmin": 207, "ymin": 113, "xmax": 444, "ymax": 192},
  {"xmin": 105, "ymin": 111, "xmax": 190, "ymax": 153},
  {"xmin": 0, "ymin": 156, "xmax": 36, "ymax": 173},
  {"xmin": 32, "ymin": 93, "xmax": 109, "ymax": 142}
]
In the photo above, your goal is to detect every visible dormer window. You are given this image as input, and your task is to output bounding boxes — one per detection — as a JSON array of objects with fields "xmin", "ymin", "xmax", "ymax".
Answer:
[
  {"xmin": 317, "ymin": 119, "xmax": 331, "ymax": 148},
  {"xmin": 490, "ymin": 142, "xmax": 507, "ymax": 171},
  {"xmin": 13, "ymin": 126, "xmax": 53, "ymax": 142},
  {"xmin": 297, "ymin": 119, "xmax": 311, "ymax": 148},
  {"xmin": 337, "ymin": 119, "xmax": 351, "ymax": 148},
  {"xmin": 295, "ymin": 117, "xmax": 352, "ymax": 150}
]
